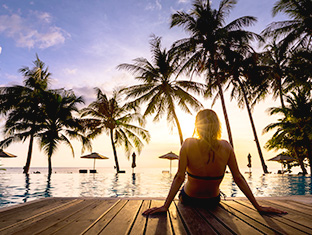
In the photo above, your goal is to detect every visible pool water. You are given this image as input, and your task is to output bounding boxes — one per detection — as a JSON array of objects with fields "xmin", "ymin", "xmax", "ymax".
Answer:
[{"xmin": 0, "ymin": 167, "xmax": 311, "ymax": 209}]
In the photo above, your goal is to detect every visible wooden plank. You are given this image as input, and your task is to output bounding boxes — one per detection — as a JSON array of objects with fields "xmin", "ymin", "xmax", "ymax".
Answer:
[
  {"xmin": 236, "ymin": 199, "xmax": 312, "ymax": 234},
  {"xmin": 128, "ymin": 200, "xmax": 151, "ymax": 235},
  {"xmin": 35, "ymin": 199, "xmax": 118, "ymax": 235},
  {"xmin": 0, "ymin": 199, "xmax": 83, "ymax": 234},
  {"xmin": 282, "ymin": 199, "xmax": 312, "ymax": 210},
  {"xmin": 207, "ymin": 203, "xmax": 263, "ymax": 234},
  {"xmin": 194, "ymin": 206, "xmax": 234, "ymax": 235},
  {"xmin": 175, "ymin": 201, "xmax": 218, "ymax": 235},
  {"xmin": 145, "ymin": 200, "xmax": 173, "ymax": 235},
  {"xmin": 168, "ymin": 201, "xmax": 188, "ymax": 235},
  {"xmin": 0, "ymin": 198, "xmax": 73, "ymax": 227},
  {"xmin": 81, "ymin": 199, "xmax": 127, "ymax": 235},
  {"xmin": 263, "ymin": 199, "xmax": 312, "ymax": 218},
  {"xmin": 98, "ymin": 200, "xmax": 143, "ymax": 235},
  {"xmin": 221, "ymin": 200, "xmax": 304, "ymax": 235},
  {"xmin": 6, "ymin": 199, "xmax": 94, "ymax": 235}
]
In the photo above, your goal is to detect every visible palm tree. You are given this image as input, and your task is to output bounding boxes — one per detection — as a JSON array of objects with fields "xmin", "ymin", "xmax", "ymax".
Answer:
[
  {"xmin": 0, "ymin": 55, "xmax": 51, "ymax": 174},
  {"xmin": 226, "ymin": 49, "xmax": 269, "ymax": 173},
  {"xmin": 258, "ymin": 41, "xmax": 290, "ymax": 109},
  {"xmin": 264, "ymin": 125, "xmax": 308, "ymax": 175},
  {"xmin": 117, "ymin": 36, "xmax": 205, "ymax": 145},
  {"xmin": 170, "ymin": 0, "xmax": 261, "ymax": 148},
  {"xmin": 80, "ymin": 88, "xmax": 150, "ymax": 173},
  {"xmin": 264, "ymin": 88, "xmax": 312, "ymax": 175},
  {"xmin": 262, "ymin": 0, "xmax": 312, "ymax": 53},
  {"xmin": 37, "ymin": 90, "xmax": 91, "ymax": 175}
]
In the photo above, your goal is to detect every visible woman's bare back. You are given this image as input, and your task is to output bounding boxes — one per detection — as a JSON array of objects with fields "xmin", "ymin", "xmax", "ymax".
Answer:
[{"xmin": 183, "ymin": 138, "xmax": 233, "ymax": 198}]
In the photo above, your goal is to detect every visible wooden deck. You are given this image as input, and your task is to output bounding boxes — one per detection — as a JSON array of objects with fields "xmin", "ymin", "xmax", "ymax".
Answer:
[{"xmin": 0, "ymin": 196, "xmax": 311, "ymax": 234}]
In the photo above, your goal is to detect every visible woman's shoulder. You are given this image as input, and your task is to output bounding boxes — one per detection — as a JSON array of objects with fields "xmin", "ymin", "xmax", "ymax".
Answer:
[
  {"xmin": 183, "ymin": 137, "xmax": 199, "ymax": 144},
  {"xmin": 218, "ymin": 139, "xmax": 233, "ymax": 149}
]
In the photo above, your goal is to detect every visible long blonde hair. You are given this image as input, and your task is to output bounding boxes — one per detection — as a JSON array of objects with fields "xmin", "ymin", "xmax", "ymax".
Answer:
[{"xmin": 193, "ymin": 109, "xmax": 221, "ymax": 152}]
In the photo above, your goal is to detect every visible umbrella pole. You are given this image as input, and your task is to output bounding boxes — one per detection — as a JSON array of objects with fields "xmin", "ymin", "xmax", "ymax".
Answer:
[
  {"xmin": 93, "ymin": 159, "xmax": 96, "ymax": 170},
  {"xmin": 170, "ymin": 160, "xmax": 172, "ymax": 175}
]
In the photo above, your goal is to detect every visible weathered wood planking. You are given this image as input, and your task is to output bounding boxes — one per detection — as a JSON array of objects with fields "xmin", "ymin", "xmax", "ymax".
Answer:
[{"xmin": 0, "ymin": 197, "xmax": 311, "ymax": 235}]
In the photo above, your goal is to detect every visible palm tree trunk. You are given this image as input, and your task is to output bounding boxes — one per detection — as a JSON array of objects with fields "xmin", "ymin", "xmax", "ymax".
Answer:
[
  {"xmin": 48, "ymin": 155, "xmax": 52, "ymax": 175},
  {"xmin": 238, "ymin": 79, "xmax": 269, "ymax": 174},
  {"xmin": 294, "ymin": 147, "xmax": 307, "ymax": 175},
  {"xmin": 212, "ymin": 60, "xmax": 234, "ymax": 148},
  {"xmin": 278, "ymin": 79, "xmax": 285, "ymax": 109},
  {"xmin": 217, "ymin": 81, "xmax": 234, "ymax": 148},
  {"xmin": 23, "ymin": 134, "xmax": 34, "ymax": 174},
  {"xmin": 305, "ymin": 139, "xmax": 312, "ymax": 176},
  {"xmin": 110, "ymin": 129, "xmax": 120, "ymax": 173},
  {"xmin": 172, "ymin": 108, "xmax": 184, "ymax": 145}
]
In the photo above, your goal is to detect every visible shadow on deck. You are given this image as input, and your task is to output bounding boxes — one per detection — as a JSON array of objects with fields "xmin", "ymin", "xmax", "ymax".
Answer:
[{"xmin": 0, "ymin": 196, "xmax": 311, "ymax": 234}]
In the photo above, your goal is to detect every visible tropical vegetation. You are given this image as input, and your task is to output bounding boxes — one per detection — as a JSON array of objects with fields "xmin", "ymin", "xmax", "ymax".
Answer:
[
  {"xmin": 0, "ymin": 55, "xmax": 51, "ymax": 174},
  {"xmin": 80, "ymin": 88, "xmax": 150, "ymax": 173},
  {"xmin": 117, "ymin": 35, "xmax": 205, "ymax": 146},
  {"xmin": 0, "ymin": 0, "xmax": 311, "ymax": 174}
]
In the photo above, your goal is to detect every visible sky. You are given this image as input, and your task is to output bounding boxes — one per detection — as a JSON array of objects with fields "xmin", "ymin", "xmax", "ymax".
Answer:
[{"xmin": 0, "ymin": 0, "xmax": 297, "ymax": 173}]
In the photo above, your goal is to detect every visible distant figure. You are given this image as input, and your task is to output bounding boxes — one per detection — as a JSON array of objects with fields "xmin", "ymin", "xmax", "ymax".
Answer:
[
  {"xmin": 143, "ymin": 109, "xmax": 287, "ymax": 215},
  {"xmin": 247, "ymin": 153, "xmax": 252, "ymax": 174},
  {"xmin": 132, "ymin": 152, "xmax": 136, "ymax": 174}
]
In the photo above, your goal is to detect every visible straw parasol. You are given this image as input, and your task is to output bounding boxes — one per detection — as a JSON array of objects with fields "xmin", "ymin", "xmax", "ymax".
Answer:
[
  {"xmin": 81, "ymin": 152, "xmax": 109, "ymax": 171},
  {"xmin": 268, "ymin": 154, "xmax": 295, "ymax": 173},
  {"xmin": 0, "ymin": 149, "xmax": 17, "ymax": 158},
  {"xmin": 159, "ymin": 151, "xmax": 179, "ymax": 174}
]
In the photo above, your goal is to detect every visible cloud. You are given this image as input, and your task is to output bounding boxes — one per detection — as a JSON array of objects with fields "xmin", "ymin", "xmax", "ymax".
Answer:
[
  {"xmin": 178, "ymin": 0, "xmax": 188, "ymax": 3},
  {"xmin": 0, "ymin": 46, "xmax": 2, "ymax": 54},
  {"xmin": 0, "ymin": 10, "xmax": 69, "ymax": 49},
  {"xmin": 145, "ymin": 0, "xmax": 162, "ymax": 11},
  {"xmin": 34, "ymin": 11, "xmax": 52, "ymax": 23},
  {"xmin": 64, "ymin": 68, "xmax": 77, "ymax": 75}
]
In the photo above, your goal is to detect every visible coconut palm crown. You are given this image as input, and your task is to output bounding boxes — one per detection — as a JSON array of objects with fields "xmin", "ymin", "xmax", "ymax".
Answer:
[
  {"xmin": 80, "ymin": 88, "xmax": 150, "ymax": 173},
  {"xmin": 170, "ymin": 0, "xmax": 262, "ymax": 147},
  {"xmin": 117, "ymin": 35, "xmax": 205, "ymax": 145}
]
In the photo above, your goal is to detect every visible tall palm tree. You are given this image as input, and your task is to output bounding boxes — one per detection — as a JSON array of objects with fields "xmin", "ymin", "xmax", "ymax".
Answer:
[
  {"xmin": 0, "ymin": 55, "xmax": 51, "ymax": 174},
  {"xmin": 258, "ymin": 41, "xmax": 290, "ymax": 109},
  {"xmin": 226, "ymin": 49, "xmax": 269, "ymax": 173},
  {"xmin": 170, "ymin": 0, "xmax": 261, "ymax": 148},
  {"xmin": 37, "ymin": 90, "xmax": 91, "ymax": 175},
  {"xmin": 262, "ymin": 0, "xmax": 312, "ymax": 53},
  {"xmin": 117, "ymin": 36, "xmax": 205, "ymax": 145},
  {"xmin": 80, "ymin": 88, "xmax": 150, "ymax": 173},
  {"xmin": 264, "ymin": 88, "xmax": 312, "ymax": 175}
]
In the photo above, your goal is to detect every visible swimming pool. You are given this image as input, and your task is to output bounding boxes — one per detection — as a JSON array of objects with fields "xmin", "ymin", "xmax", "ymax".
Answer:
[{"xmin": 0, "ymin": 167, "xmax": 311, "ymax": 209}]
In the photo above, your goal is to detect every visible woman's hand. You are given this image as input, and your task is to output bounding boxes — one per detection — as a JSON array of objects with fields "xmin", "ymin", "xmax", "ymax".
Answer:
[
  {"xmin": 257, "ymin": 206, "xmax": 287, "ymax": 214},
  {"xmin": 142, "ymin": 206, "xmax": 168, "ymax": 215}
]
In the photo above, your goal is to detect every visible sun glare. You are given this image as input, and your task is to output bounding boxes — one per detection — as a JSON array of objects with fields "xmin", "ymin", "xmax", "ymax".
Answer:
[{"xmin": 177, "ymin": 111, "xmax": 196, "ymax": 139}]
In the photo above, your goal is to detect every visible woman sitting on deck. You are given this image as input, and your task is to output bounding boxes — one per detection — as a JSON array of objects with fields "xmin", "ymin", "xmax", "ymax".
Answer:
[{"xmin": 143, "ymin": 109, "xmax": 287, "ymax": 215}]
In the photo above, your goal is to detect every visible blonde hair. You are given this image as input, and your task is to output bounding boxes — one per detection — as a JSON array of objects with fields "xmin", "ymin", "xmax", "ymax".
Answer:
[{"xmin": 193, "ymin": 109, "xmax": 221, "ymax": 151}]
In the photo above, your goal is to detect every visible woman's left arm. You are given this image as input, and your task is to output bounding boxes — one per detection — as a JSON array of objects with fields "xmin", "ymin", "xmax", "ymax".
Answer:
[{"xmin": 142, "ymin": 141, "xmax": 188, "ymax": 215}]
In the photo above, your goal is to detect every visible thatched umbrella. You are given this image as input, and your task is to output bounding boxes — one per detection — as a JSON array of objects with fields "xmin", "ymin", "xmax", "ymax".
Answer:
[
  {"xmin": 0, "ymin": 149, "xmax": 17, "ymax": 158},
  {"xmin": 81, "ymin": 152, "xmax": 109, "ymax": 172},
  {"xmin": 159, "ymin": 151, "xmax": 179, "ymax": 174},
  {"xmin": 268, "ymin": 154, "xmax": 295, "ymax": 173},
  {"xmin": 0, "ymin": 149, "xmax": 17, "ymax": 170}
]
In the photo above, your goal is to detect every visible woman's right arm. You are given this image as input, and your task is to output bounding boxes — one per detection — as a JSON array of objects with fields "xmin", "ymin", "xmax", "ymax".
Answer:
[{"xmin": 227, "ymin": 144, "xmax": 287, "ymax": 214}]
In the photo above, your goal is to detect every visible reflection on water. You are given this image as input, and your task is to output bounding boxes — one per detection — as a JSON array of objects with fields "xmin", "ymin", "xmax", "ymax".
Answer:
[
  {"xmin": 0, "ymin": 169, "xmax": 311, "ymax": 209},
  {"xmin": 23, "ymin": 174, "xmax": 30, "ymax": 203}
]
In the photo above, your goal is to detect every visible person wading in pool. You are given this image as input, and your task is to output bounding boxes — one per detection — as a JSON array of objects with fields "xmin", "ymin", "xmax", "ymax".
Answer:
[{"xmin": 143, "ymin": 109, "xmax": 287, "ymax": 215}]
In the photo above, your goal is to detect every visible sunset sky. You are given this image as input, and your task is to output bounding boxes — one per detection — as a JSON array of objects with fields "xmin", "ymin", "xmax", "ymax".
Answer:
[{"xmin": 0, "ymin": 0, "xmax": 292, "ymax": 172}]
